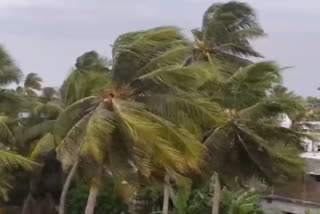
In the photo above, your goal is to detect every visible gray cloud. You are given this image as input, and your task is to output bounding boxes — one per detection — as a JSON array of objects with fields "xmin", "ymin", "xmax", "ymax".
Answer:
[{"xmin": 1, "ymin": 0, "xmax": 320, "ymax": 96}]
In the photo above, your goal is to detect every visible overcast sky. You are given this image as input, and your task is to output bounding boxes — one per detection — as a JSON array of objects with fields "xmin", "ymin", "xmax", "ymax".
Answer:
[{"xmin": 1, "ymin": 0, "xmax": 320, "ymax": 96}]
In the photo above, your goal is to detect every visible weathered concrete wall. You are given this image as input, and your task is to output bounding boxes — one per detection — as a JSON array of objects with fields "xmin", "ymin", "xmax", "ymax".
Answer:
[
  {"xmin": 305, "ymin": 157, "xmax": 320, "ymax": 174},
  {"xmin": 260, "ymin": 199, "xmax": 320, "ymax": 214}
]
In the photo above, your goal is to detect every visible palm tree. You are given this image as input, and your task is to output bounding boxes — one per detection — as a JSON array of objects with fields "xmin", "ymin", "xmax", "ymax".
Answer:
[
  {"xmin": 55, "ymin": 26, "xmax": 222, "ymax": 214},
  {"xmin": 0, "ymin": 45, "xmax": 24, "ymax": 116},
  {"xmin": 60, "ymin": 51, "xmax": 111, "ymax": 106},
  {"xmin": 201, "ymin": 62, "xmax": 307, "ymax": 214},
  {"xmin": 190, "ymin": 1, "xmax": 264, "ymax": 66},
  {"xmin": 0, "ymin": 116, "xmax": 39, "ymax": 201},
  {"xmin": 0, "ymin": 45, "xmax": 22, "ymax": 87},
  {"xmin": 17, "ymin": 73, "xmax": 43, "ymax": 96}
]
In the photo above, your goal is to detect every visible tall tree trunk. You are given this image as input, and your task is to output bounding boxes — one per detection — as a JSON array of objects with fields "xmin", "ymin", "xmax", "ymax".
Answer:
[
  {"xmin": 212, "ymin": 172, "xmax": 221, "ymax": 214},
  {"xmin": 84, "ymin": 183, "xmax": 99, "ymax": 214},
  {"xmin": 59, "ymin": 159, "xmax": 79, "ymax": 214},
  {"xmin": 162, "ymin": 176, "xmax": 170, "ymax": 214},
  {"xmin": 21, "ymin": 193, "xmax": 33, "ymax": 214},
  {"xmin": 162, "ymin": 184, "xmax": 170, "ymax": 214}
]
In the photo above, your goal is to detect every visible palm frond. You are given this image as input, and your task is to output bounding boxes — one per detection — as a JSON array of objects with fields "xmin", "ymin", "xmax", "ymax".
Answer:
[
  {"xmin": 30, "ymin": 133, "xmax": 55, "ymax": 160},
  {"xmin": 33, "ymin": 102, "xmax": 63, "ymax": 120},
  {"xmin": 137, "ymin": 45, "xmax": 192, "ymax": 75},
  {"xmin": 239, "ymin": 94, "xmax": 305, "ymax": 120},
  {"xmin": 0, "ymin": 45, "xmax": 22, "ymax": 86},
  {"xmin": 0, "ymin": 169, "xmax": 13, "ymax": 201},
  {"xmin": 141, "ymin": 94, "xmax": 224, "ymax": 130},
  {"xmin": 222, "ymin": 61, "xmax": 282, "ymax": 109},
  {"xmin": 201, "ymin": 1, "xmax": 263, "ymax": 58},
  {"xmin": 24, "ymin": 73, "xmax": 42, "ymax": 91},
  {"xmin": 56, "ymin": 113, "xmax": 92, "ymax": 171},
  {"xmin": 75, "ymin": 51, "xmax": 110, "ymax": 72},
  {"xmin": 0, "ymin": 150, "xmax": 38, "ymax": 170},
  {"xmin": 80, "ymin": 105, "xmax": 116, "ymax": 163},
  {"xmin": 136, "ymin": 64, "xmax": 215, "ymax": 92},
  {"xmin": 113, "ymin": 99, "xmax": 205, "ymax": 180},
  {"xmin": 61, "ymin": 70, "xmax": 111, "ymax": 106},
  {"xmin": 0, "ymin": 119, "xmax": 15, "ymax": 146},
  {"xmin": 14, "ymin": 120, "xmax": 55, "ymax": 146},
  {"xmin": 54, "ymin": 96, "xmax": 98, "ymax": 144},
  {"xmin": 112, "ymin": 26, "xmax": 190, "ymax": 86}
]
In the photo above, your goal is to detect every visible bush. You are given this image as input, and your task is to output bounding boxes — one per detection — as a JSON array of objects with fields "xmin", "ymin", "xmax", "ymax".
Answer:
[{"xmin": 66, "ymin": 181, "xmax": 128, "ymax": 214}]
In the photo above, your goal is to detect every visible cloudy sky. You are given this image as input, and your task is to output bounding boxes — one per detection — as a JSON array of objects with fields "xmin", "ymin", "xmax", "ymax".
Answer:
[{"xmin": 1, "ymin": 0, "xmax": 320, "ymax": 96}]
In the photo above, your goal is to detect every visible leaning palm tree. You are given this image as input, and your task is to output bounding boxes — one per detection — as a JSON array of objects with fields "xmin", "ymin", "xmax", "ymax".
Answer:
[
  {"xmin": 201, "ymin": 62, "xmax": 307, "ymax": 214},
  {"xmin": 60, "ymin": 51, "xmax": 111, "ymax": 106},
  {"xmin": 0, "ymin": 116, "xmax": 39, "ymax": 200},
  {"xmin": 0, "ymin": 45, "xmax": 24, "ymax": 115},
  {"xmin": 55, "ymin": 26, "xmax": 223, "ymax": 214},
  {"xmin": 190, "ymin": 1, "xmax": 264, "ymax": 66},
  {"xmin": 0, "ymin": 45, "xmax": 22, "ymax": 87},
  {"xmin": 17, "ymin": 73, "xmax": 43, "ymax": 96}
]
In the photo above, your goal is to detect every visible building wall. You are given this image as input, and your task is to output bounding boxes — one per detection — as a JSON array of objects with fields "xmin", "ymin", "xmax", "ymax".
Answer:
[{"xmin": 260, "ymin": 199, "xmax": 320, "ymax": 214}]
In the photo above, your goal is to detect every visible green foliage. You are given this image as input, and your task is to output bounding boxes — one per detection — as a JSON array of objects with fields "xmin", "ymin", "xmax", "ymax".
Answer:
[
  {"xmin": 66, "ymin": 181, "xmax": 128, "ymax": 214},
  {"xmin": 195, "ymin": 1, "xmax": 264, "ymax": 58},
  {"xmin": 33, "ymin": 102, "xmax": 63, "ymax": 120},
  {"xmin": 0, "ymin": 2, "xmax": 312, "ymax": 212},
  {"xmin": 61, "ymin": 51, "xmax": 111, "ymax": 105},
  {"xmin": 221, "ymin": 190, "xmax": 263, "ymax": 214},
  {"xmin": 0, "ymin": 117, "xmax": 16, "ymax": 146},
  {"xmin": 0, "ymin": 45, "xmax": 22, "ymax": 87},
  {"xmin": 173, "ymin": 185, "xmax": 212, "ymax": 214},
  {"xmin": 171, "ymin": 188, "xmax": 191, "ymax": 214},
  {"xmin": 22, "ymin": 73, "xmax": 43, "ymax": 96},
  {"xmin": 30, "ymin": 133, "xmax": 55, "ymax": 160},
  {"xmin": 112, "ymin": 26, "xmax": 191, "ymax": 86},
  {"xmin": 0, "ymin": 150, "xmax": 38, "ymax": 170},
  {"xmin": 0, "ymin": 168, "xmax": 14, "ymax": 201}
]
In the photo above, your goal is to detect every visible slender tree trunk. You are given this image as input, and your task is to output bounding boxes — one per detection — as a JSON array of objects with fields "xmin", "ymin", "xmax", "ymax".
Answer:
[
  {"xmin": 162, "ymin": 175, "xmax": 170, "ymax": 214},
  {"xmin": 59, "ymin": 159, "xmax": 79, "ymax": 214},
  {"xmin": 21, "ymin": 193, "xmax": 33, "ymax": 214},
  {"xmin": 162, "ymin": 184, "xmax": 170, "ymax": 214},
  {"xmin": 212, "ymin": 172, "xmax": 221, "ymax": 214},
  {"xmin": 84, "ymin": 183, "xmax": 100, "ymax": 214}
]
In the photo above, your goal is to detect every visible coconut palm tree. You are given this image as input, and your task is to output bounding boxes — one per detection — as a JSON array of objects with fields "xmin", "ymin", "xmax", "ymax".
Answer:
[
  {"xmin": 60, "ymin": 51, "xmax": 111, "ymax": 106},
  {"xmin": 201, "ymin": 62, "xmax": 307, "ymax": 214},
  {"xmin": 17, "ymin": 73, "xmax": 43, "ymax": 97},
  {"xmin": 55, "ymin": 26, "xmax": 222, "ymax": 214},
  {"xmin": 190, "ymin": 1, "xmax": 264, "ymax": 67},
  {"xmin": 0, "ymin": 45, "xmax": 22, "ymax": 87},
  {"xmin": 0, "ymin": 116, "xmax": 39, "ymax": 201},
  {"xmin": 0, "ymin": 45, "xmax": 24, "ymax": 116}
]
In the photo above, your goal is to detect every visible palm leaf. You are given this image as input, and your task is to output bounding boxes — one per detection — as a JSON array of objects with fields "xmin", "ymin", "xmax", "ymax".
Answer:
[
  {"xmin": 0, "ymin": 119, "xmax": 15, "ymax": 146},
  {"xmin": 201, "ymin": 1, "xmax": 263, "ymax": 58},
  {"xmin": 137, "ymin": 45, "xmax": 192, "ymax": 75},
  {"xmin": 56, "ymin": 113, "xmax": 92, "ymax": 171},
  {"xmin": 0, "ymin": 45, "xmax": 22, "ymax": 86},
  {"xmin": 30, "ymin": 133, "xmax": 55, "ymax": 160},
  {"xmin": 54, "ymin": 96, "xmax": 98, "ymax": 144},
  {"xmin": 136, "ymin": 64, "xmax": 214, "ymax": 92},
  {"xmin": 80, "ymin": 105, "xmax": 116, "ymax": 163},
  {"xmin": 141, "ymin": 94, "xmax": 224, "ymax": 130},
  {"xmin": 239, "ymin": 94, "xmax": 305, "ymax": 120},
  {"xmin": 113, "ymin": 99, "xmax": 205, "ymax": 180},
  {"xmin": 112, "ymin": 26, "xmax": 189, "ymax": 86},
  {"xmin": 14, "ymin": 120, "xmax": 55, "ymax": 146},
  {"xmin": 0, "ymin": 150, "xmax": 38, "ymax": 170},
  {"xmin": 24, "ymin": 73, "xmax": 42, "ymax": 91},
  {"xmin": 33, "ymin": 102, "xmax": 63, "ymax": 120}
]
